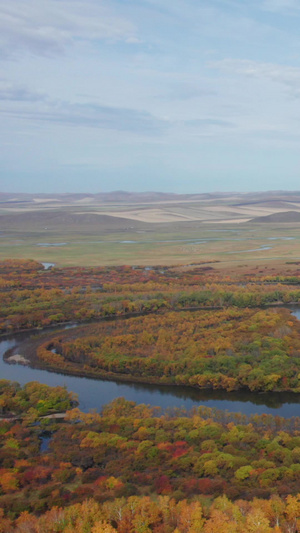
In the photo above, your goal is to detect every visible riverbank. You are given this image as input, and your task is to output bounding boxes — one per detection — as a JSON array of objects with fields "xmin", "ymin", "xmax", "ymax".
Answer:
[
  {"xmin": 1, "ymin": 299, "xmax": 299, "ymax": 339},
  {"xmin": 2, "ymin": 331, "xmax": 300, "ymax": 417},
  {"xmin": 0, "ymin": 411, "xmax": 67, "ymax": 422},
  {"xmin": 2, "ymin": 305, "xmax": 300, "ymax": 418},
  {"xmin": 5, "ymin": 306, "xmax": 300, "ymax": 396}
]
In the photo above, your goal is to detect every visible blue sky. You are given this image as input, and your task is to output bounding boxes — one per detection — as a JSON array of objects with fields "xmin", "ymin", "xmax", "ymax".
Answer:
[{"xmin": 1, "ymin": 0, "xmax": 300, "ymax": 193}]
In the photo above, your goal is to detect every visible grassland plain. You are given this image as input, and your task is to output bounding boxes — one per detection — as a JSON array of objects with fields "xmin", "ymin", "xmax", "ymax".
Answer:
[
  {"xmin": 0, "ymin": 224, "xmax": 299, "ymax": 267},
  {"xmin": 1, "ymin": 191, "xmax": 300, "ymax": 266}
]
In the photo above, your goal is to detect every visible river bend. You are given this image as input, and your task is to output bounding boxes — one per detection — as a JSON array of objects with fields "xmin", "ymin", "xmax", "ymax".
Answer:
[{"xmin": 1, "ymin": 308, "xmax": 300, "ymax": 418}]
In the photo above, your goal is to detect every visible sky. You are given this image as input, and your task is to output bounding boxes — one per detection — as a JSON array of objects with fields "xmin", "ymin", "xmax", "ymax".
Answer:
[{"xmin": 1, "ymin": 0, "xmax": 300, "ymax": 194}]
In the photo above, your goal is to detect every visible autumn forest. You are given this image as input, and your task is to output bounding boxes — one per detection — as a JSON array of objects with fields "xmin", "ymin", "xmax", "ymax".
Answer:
[{"xmin": 3, "ymin": 259, "xmax": 300, "ymax": 531}]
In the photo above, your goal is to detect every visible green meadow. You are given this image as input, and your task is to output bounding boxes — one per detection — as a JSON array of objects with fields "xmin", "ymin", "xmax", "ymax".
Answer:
[{"xmin": 0, "ymin": 220, "xmax": 299, "ymax": 267}]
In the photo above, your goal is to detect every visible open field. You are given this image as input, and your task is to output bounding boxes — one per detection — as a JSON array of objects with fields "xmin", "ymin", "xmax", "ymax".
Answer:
[{"xmin": 1, "ymin": 191, "xmax": 300, "ymax": 267}]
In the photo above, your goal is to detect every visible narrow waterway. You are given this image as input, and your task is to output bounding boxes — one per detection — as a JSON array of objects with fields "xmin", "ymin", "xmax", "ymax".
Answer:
[{"xmin": 1, "ymin": 308, "xmax": 300, "ymax": 418}]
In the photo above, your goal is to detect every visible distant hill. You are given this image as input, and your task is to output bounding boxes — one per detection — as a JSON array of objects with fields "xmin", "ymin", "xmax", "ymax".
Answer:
[
  {"xmin": 251, "ymin": 211, "xmax": 300, "ymax": 223},
  {"xmin": 0, "ymin": 211, "xmax": 148, "ymax": 231},
  {"xmin": 3, "ymin": 191, "xmax": 300, "ymax": 225},
  {"xmin": 0, "ymin": 191, "xmax": 236, "ymax": 205}
]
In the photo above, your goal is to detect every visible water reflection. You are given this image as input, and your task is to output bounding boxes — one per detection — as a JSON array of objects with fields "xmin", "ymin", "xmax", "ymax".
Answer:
[
  {"xmin": 41, "ymin": 262, "xmax": 55, "ymax": 269},
  {"xmin": 1, "ymin": 310, "xmax": 300, "ymax": 418}
]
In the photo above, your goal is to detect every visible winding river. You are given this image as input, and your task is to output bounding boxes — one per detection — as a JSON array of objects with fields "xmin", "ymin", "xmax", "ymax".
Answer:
[{"xmin": 1, "ymin": 308, "xmax": 300, "ymax": 418}]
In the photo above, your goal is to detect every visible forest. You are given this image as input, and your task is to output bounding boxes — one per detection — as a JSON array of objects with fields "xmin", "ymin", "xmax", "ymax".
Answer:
[
  {"xmin": 3, "ymin": 259, "xmax": 300, "ymax": 530},
  {"xmin": 33, "ymin": 307, "xmax": 300, "ymax": 393},
  {"xmin": 2, "ymin": 260, "xmax": 300, "ymax": 393},
  {"xmin": 2, "ymin": 258, "xmax": 300, "ymax": 335},
  {"xmin": 1, "ymin": 380, "xmax": 300, "ymax": 531}
]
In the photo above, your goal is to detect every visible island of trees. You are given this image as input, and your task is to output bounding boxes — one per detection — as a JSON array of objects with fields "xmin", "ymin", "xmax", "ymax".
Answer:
[{"xmin": 3, "ymin": 259, "xmax": 300, "ymax": 393}]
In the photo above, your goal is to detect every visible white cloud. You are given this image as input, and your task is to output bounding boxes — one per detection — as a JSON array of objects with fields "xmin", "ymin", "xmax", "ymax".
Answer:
[
  {"xmin": 209, "ymin": 58, "xmax": 300, "ymax": 96},
  {"xmin": 0, "ymin": 80, "xmax": 46, "ymax": 101},
  {"xmin": 183, "ymin": 118, "xmax": 235, "ymax": 128},
  {"xmin": 0, "ymin": 0, "xmax": 138, "ymax": 58},
  {"xmin": 1, "ymin": 94, "xmax": 167, "ymax": 135}
]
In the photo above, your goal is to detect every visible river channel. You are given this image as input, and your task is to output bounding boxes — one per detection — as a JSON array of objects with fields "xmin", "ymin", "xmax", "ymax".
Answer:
[{"xmin": 1, "ymin": 308, "xmax": 300, "ymax": 418}]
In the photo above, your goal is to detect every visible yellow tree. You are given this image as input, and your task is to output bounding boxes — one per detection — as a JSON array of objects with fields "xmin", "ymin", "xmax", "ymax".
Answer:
[{"xmin": 245, "ymin": 508, "xmax": 272, "ymax": 533}]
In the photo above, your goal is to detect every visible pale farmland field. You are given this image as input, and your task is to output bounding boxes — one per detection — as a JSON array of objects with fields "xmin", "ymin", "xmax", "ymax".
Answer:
[{"xmin": 1, "ymin": 190, "xmax": 300, "ymax": 268}]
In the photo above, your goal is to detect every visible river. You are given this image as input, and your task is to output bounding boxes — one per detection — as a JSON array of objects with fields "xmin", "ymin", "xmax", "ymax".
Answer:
[{"xmin": 1, "ymin": 307, "xmax": 300, "ymax": 418}]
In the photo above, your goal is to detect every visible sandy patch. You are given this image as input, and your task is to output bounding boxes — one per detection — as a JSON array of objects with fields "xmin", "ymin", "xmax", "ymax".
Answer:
[
  {"xmin": 209, "ymin": 218, "xmax": 252, "ymax": 224},
  {"xmin": 74, "ymin": 197, "xmax": 94, "ymax": 204},
  {"xmin": 42, "ymin": 413, "xmax": 66, "ymax": 419},
  {"xmin": 202, "ymin": 206, "xmax": 289, "ymax": 216},
  {"xmin": 79, "ymin": 208, "xmax": 253, "ymax": 224},
  {"xmin": 33, "ymin": 198, "xmax": 59, "ymax": 203},
  {"xmin": 98, "ymin": 209, "xmax": 199, "ymax": 223},
  {"xmin": 7, "ymin": 354, "xmax": 29, "ymax": 365}
]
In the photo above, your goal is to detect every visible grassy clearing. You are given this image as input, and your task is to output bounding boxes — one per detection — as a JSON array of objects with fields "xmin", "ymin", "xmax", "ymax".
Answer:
[
  {"xmin": 1, "ymin": 200, "xmax": 300, "ymax": 267},
  {"xmin": 0, "ymin": 227, "xmax": 299, "ymax": 267}
]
